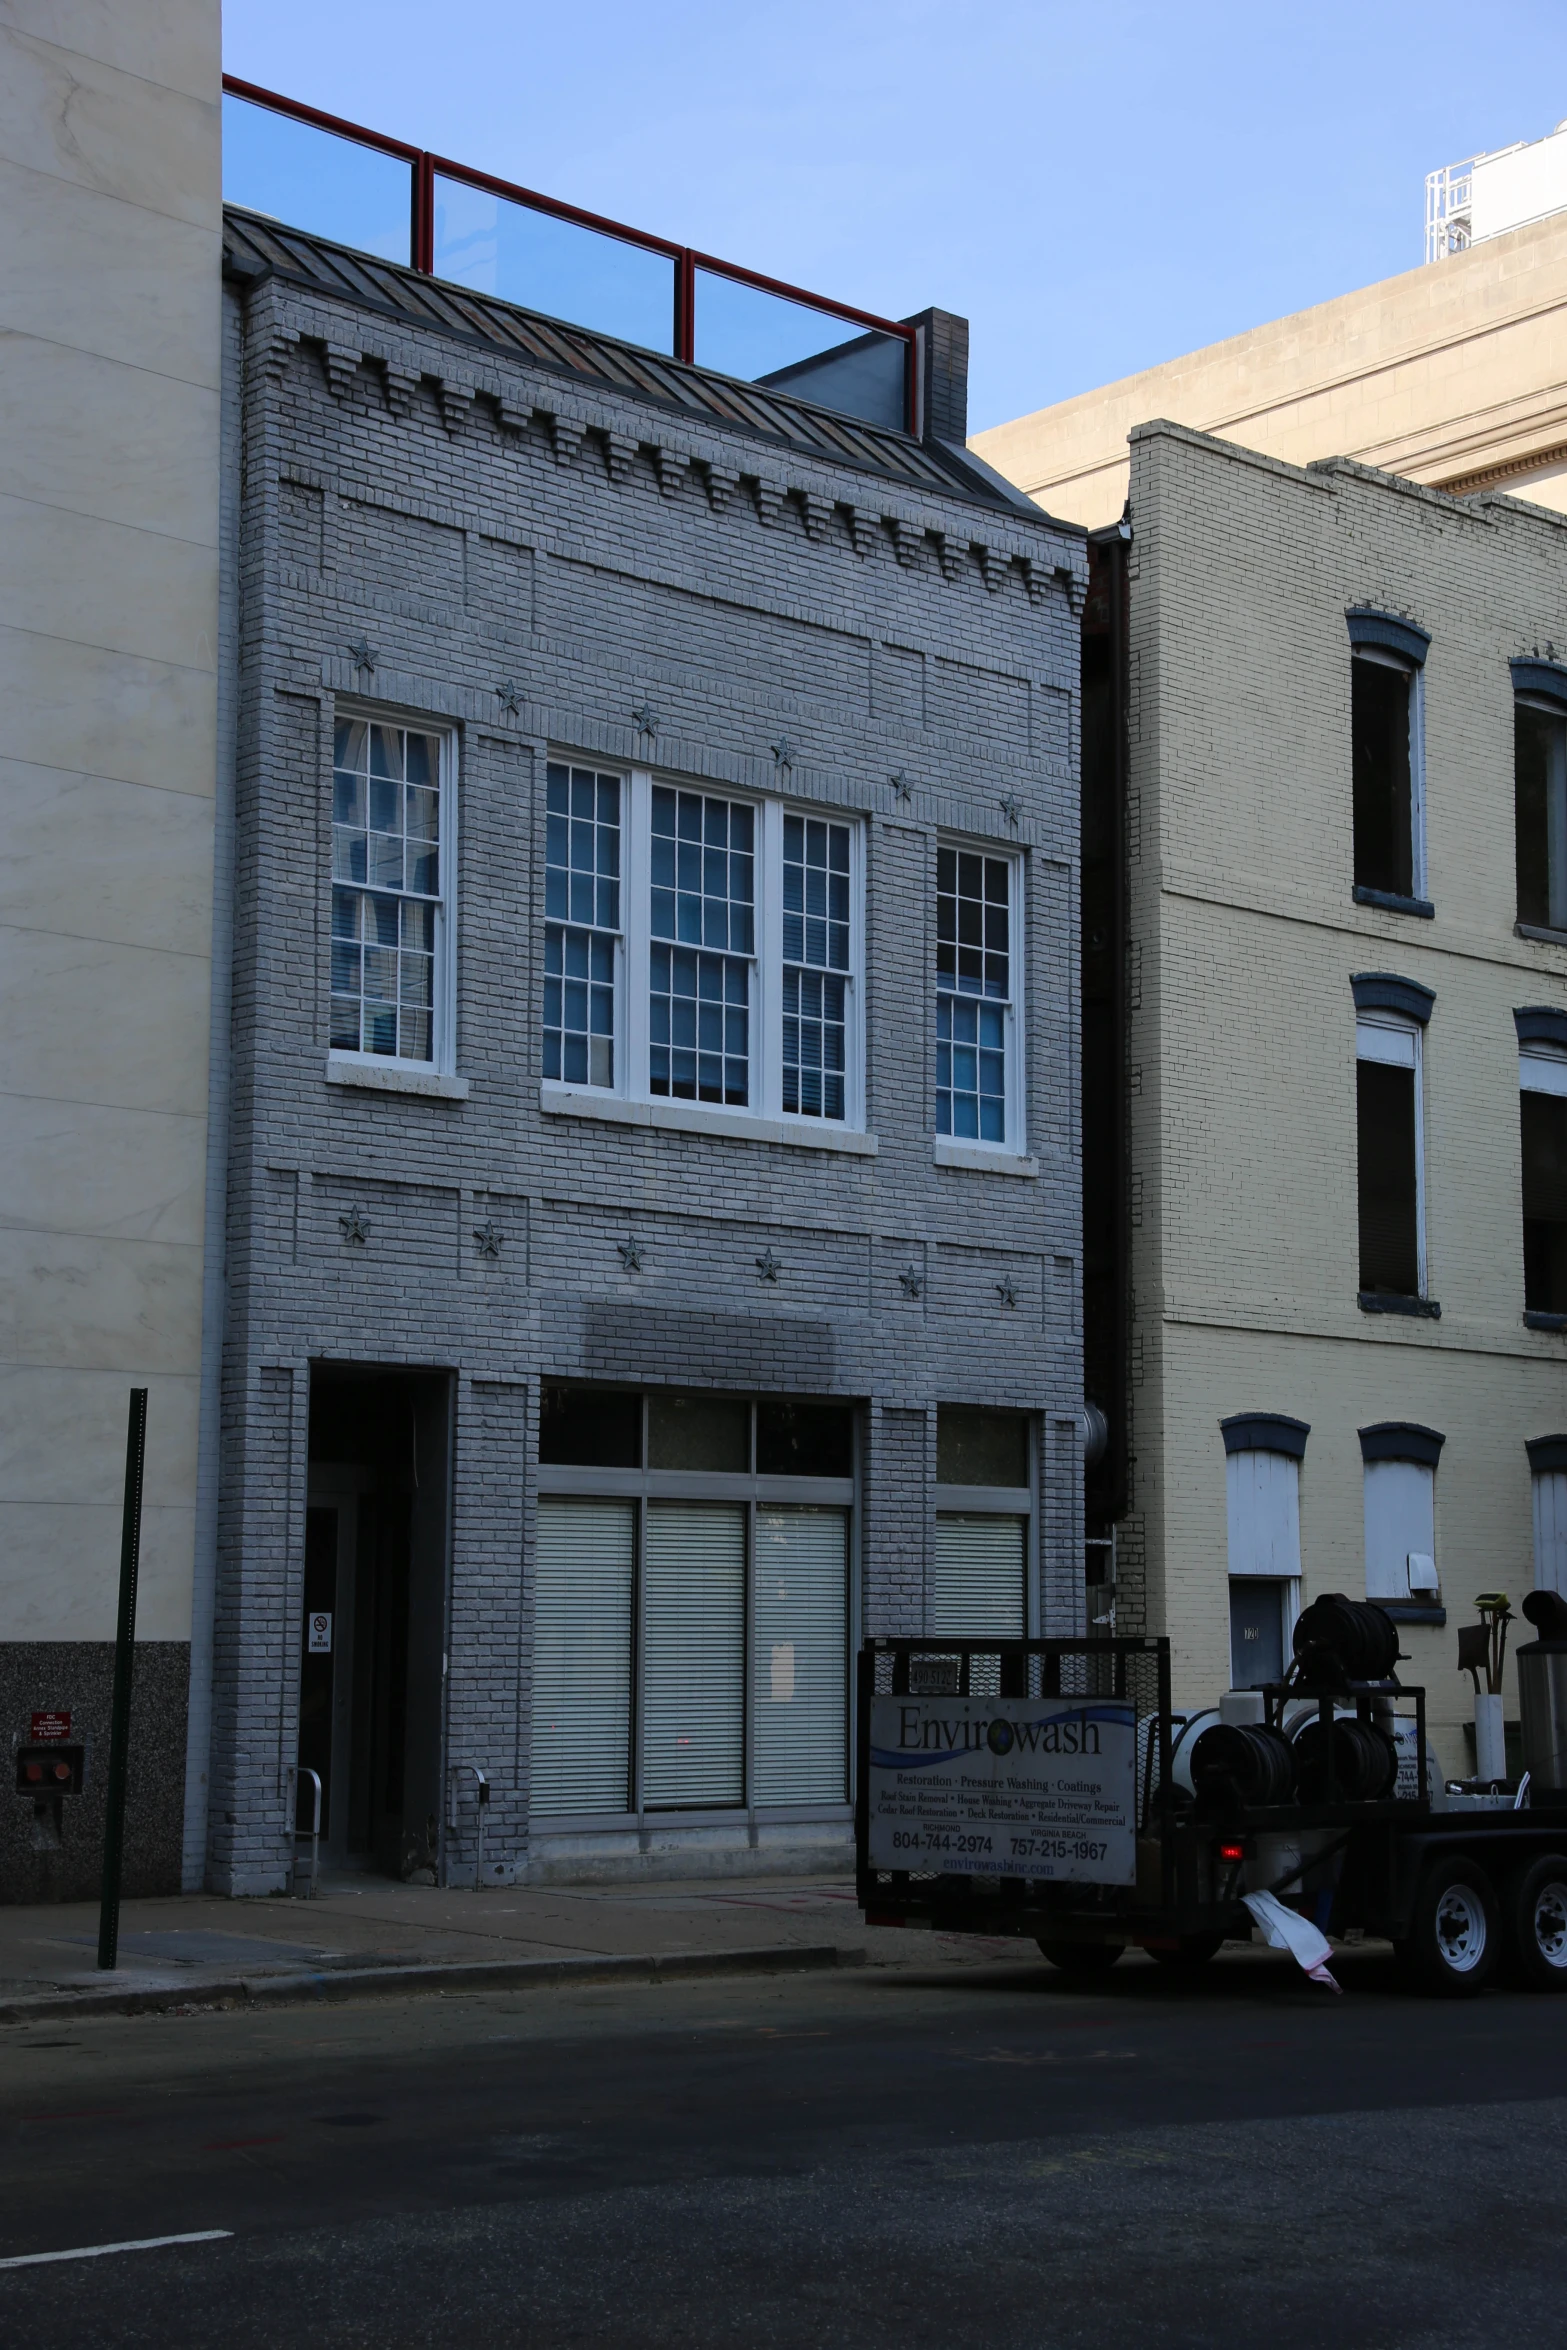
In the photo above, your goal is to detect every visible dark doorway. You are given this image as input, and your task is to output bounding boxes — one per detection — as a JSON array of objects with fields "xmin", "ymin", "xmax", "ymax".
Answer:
[
  {"xmin": 1230, "ymin": 1580, "xmax": 1288, "ymax": 1689},
  {"xmin": 302, "ymin": 1368, "xmax": 452, "ymax": 1880}
]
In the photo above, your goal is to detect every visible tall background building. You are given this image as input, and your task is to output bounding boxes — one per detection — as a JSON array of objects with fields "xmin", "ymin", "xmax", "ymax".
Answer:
[
  {"xmin": 0, "ymin": 1, "xmax": 224, "ymax": 1896},
  {"xmin": 976, "ymin": 118, "xmax": 1567, "ymax": 528}
]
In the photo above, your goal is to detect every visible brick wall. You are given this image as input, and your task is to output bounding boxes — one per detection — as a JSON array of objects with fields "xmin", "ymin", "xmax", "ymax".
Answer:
[
  {"xmin": 1126, "ymin": 421, "xmax": 1567, "ymax": 1746},
  {"xmin": 206, "ymin": 264, "xmax": 1087, "ymax": 1890}
]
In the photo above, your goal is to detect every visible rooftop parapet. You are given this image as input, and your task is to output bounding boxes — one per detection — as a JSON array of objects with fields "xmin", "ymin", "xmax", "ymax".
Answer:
[{"xmin": 225, "ymin": 77, "xmax": 927, "ymax": 442}]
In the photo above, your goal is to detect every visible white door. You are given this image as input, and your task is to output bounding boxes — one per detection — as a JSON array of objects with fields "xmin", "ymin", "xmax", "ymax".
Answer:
[{"xmin": 753, "ymin": 1506, "xmax": 849, "ymax": 1805}]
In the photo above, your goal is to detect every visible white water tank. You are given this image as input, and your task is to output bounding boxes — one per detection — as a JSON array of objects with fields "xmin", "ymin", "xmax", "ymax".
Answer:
[
  {"xmin": 1472, "ymin": 120, "xmax": 1567, "ymax": 241},
  {"xmin": 1428, "ymin": 120, "xmax": 1567, "ymax": 260}
]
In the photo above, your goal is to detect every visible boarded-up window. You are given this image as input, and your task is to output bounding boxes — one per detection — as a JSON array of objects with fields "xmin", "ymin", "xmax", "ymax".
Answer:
[
  {"xmin": 1363, "ymin": 1458, "xmax": 1435, "ymax": 1603},
  {"xmin": 1225, "ymin": 1449, "xmax": 1302, "ymax": 1579}
]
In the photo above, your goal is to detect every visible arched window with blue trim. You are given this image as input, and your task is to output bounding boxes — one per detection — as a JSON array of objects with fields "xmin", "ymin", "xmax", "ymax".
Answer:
[
  {"xmin": 1221, "ymin": 1414, "xmax": 1307, "ymax": 1687},
  {"xmin": 1349, "ymin": 610, "xmax": 1430, "ymax": 916},
  {"xmin": 1513, "ymin": 657, "xmax": 1567, "ymax": 935}
]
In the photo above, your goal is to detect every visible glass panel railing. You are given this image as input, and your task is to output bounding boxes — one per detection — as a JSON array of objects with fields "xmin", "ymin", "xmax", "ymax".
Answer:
[
  {"xmin": 222, "ymin": 92, "xmax": 413, "ymax": 265},
  {"xmin": 432, "ymin": 175, "xmax": 676, "ymax": 354},
  {"xmin": 693, "ymin": 269, "xmax": 908, "ymax": 431}
]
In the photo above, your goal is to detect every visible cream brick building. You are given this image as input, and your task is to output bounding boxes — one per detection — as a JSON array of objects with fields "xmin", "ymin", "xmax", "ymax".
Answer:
[{"xmin": 1099, "ymin": 422, "xmax": 1567, "ymax": 1764}]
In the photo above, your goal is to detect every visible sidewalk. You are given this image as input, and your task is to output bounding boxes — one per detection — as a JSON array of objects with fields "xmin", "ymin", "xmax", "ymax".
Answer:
[{"xmin": 0, "ymin": 1874, "xmax": 1028, "ymax": 2021}]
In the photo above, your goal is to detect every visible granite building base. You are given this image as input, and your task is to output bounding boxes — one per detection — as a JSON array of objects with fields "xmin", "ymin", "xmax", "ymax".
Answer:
[{"xmin": 1, "ymin": 1643, "xmax": 189, "ymax": 1905}]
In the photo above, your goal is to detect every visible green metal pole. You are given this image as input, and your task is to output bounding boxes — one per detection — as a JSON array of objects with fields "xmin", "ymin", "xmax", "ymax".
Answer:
[{"xmin": 97, "ymin": 1388, "xmax": 148, "ymax": 1971}]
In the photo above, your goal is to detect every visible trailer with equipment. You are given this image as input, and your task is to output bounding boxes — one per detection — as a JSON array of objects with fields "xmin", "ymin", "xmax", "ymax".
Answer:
[{"xmin": 855, "ymin": 1591, "xmax": 1567, "ymax": 1994}]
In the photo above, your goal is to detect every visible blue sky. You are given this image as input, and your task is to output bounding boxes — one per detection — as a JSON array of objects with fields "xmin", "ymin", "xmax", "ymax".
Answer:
[{"xmin": 224, "ymin": 1, "xmax": 1567, "ymax": 434}]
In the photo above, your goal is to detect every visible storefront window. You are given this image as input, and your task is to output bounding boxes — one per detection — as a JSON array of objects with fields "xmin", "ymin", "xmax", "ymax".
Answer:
[
  {"xmin": 530, "ymin": 1389, "xmax": 856, "ymax": 1822},
  {"xmin": 933, "ymin": 1406, "xmax": 1035, "ymax": 1666}
]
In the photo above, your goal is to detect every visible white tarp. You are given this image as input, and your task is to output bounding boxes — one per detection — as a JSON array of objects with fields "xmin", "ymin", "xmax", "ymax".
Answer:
[
  {"xmin": 1242, "ymin": 1889, "xmax": 1341, "ymax": 1991},
  {"xmin": 867, "ymin": 1695, "xmax": 1136, "ymax": 1884}
]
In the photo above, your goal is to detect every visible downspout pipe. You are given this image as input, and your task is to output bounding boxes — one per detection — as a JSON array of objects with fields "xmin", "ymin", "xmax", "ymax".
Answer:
[{"xmin": 182, "ymin": 284, "xmax": 242, "ymax": 1890}]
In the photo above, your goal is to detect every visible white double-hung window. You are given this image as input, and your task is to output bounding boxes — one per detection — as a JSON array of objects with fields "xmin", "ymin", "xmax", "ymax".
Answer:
[
  {"xmin": 543, "ymin": 763, "xmax": 621, "ymax": 1089},
  {"xmin": 330, "ymin": 714, "xmax": 454, "ymax": 1069},
  {"xmin": 542, "ymin": 761, "xmax": 863, "ymax": 1131},
  {"xmin": 936, "ymin": 843, "xmax": 1024, "ymax": 1153}
]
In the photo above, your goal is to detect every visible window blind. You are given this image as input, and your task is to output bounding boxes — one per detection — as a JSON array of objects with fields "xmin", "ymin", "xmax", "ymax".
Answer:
[
  {"xmin": 643, "ymin": 1501, "xmax": 745, "ymax": 1808},
  {"xmin": 753, "ymin": 1507, "xmax": 848, "ymax": 1805},
  {"xmin": 529, "ymin": 1498, "xmax": 634, "ymax": 1818},
  {"xmin": 1534, "ymin": 1470, "xmax": 1567, "ymax": 1596},
  {"xmin": 933, "ymin": 1514, "xmax": 1026, "ymax": 1637}
]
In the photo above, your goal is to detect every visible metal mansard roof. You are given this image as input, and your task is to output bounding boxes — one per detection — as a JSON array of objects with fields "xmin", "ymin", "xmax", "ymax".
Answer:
[{"xmin": 222, "ymin": 207, "xmax": 1013, "ymax": 511}]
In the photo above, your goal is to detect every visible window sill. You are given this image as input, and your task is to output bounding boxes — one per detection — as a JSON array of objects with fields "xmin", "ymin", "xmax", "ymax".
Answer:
[
  {"xmin": 326, "ymin": 1052, "xmax": 470, "ymax": 1101},
  {"xmin": 1357, "ymin": 1291, "xmax": 1441, "ymax": 1319},
  {"xmin": 1354, "ymin": 884, "xmax": 1434, "ymax": 919},
  {"xmin": 539, "ymin": 1084, "xmax": 878, "ymax": 1155},
  {"xmin": 1381, "ymin": 1602, "xmax": 1447, "ymax": 1626},
  {"xmin": 1524, "ymin": 1309, "xmax": 1567, "ymax": 1332},
  {"xmin": 1516, "ymin": 922, "xmax": 1567, "ymax": 946},
  {"xmin": 933, "ymin": 1139, "xmax": 1040, "ymax": 1178}
]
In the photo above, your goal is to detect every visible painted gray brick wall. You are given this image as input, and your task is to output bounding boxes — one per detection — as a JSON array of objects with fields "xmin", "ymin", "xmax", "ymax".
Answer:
[{"xmin": 208, "ymin": 259, "xmax": 1086, "ymax": 1893}]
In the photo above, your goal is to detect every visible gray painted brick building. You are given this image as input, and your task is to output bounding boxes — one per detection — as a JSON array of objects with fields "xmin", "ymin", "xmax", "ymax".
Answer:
[{"xmin": 203, "ymin": 207, "xmax": 1087, "ymax": 1895}]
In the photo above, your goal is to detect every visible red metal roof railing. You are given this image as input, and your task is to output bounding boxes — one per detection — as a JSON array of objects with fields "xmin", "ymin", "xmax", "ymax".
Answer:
[{"xmin": 221, "ymin": 75, "xmax": 918, "ymax": 434}]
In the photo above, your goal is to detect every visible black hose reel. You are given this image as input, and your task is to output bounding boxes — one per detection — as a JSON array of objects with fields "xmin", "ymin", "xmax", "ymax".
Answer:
[
  {"xmin": 1291, "ymin": 1593, "xmax": 1400, "ymax": 1688},
  {"xmin": 1190, "ymin": 1721, "xmax": 1297, "ymax": 1806},
  {"xmin": 1293, "ymin": 1715, "xmax": 1398, "ymax": 1803}
]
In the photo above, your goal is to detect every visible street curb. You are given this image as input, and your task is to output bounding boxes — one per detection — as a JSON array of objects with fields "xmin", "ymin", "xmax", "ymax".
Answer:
[{"xmin": 0, "ymin": 1941, "xmax": 864, "ymax": 2024}]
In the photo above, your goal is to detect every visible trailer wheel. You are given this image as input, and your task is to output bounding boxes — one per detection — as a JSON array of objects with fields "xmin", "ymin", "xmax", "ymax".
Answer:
[
  {"xmin": 1037, "ymin": 1940, "xmax": 1125, "ymax": 1979},
  {"xmin": 1403, "ymin": 1858, "xmax": 1498, "ymax": 1996},
  {"xmin": 1147, "ymin": 1931, "xmax": 1225, "ymax": 1973},
  {"xmin": 1506, "ymin": 1855, "xmax": 1567, "ymax": 1993}
]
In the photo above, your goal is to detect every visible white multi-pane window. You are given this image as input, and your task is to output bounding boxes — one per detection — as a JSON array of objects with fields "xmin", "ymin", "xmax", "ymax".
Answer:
[
  {"xmin": 936, "ymin": 844, "xmax": 1023, "ymax": 1151},
  {"xmin": 782, "ymin": 815, "xmax": 851, "ymax": 1119},
  {"xmin": 543, "ymin": 763, "xmax": 621, "ymax": 1088},
  {"xmin": 541, "ymin": 764, "xmax": 863, "ymax": 1130},
  {"xmin": 649, "ymin": 784, "xmax": 754, "ymax": 1106},
  {"xmin": 330, "ymin": 716, "xmax": 451, "ymax": 1065}
]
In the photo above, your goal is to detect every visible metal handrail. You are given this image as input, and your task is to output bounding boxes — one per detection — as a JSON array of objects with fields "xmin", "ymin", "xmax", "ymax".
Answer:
[
  {"xmin": 447, "ymin": 1762, "xmax": 490, "ymax": 1891},
  {"xmin": 286, "ymin": 1764, "xmax": 322, "ymax": 1899}
]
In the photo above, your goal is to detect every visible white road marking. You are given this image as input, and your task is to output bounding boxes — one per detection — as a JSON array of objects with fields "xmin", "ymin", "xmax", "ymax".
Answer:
[{"xmin": 0, "ymin": 2230, "xmax": 232, "ymax": 2271}]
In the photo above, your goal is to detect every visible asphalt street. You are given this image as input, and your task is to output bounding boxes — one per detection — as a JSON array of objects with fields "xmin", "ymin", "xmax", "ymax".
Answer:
[{"xmin": 3, "ymin": 1943, "xmax": 1566, "ymax": 2348}]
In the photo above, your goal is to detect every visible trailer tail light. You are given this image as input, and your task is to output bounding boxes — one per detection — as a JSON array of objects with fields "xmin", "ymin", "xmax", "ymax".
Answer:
[{"xmin": 1218, "ymin": 1841, "xmax": 1246, "ymax": 1864}]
